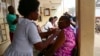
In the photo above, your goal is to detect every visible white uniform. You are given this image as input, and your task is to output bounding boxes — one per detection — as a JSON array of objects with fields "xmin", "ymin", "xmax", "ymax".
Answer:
[{"xmin": 4, "ymin": 18, "xmax": 42, "ymax": 56}]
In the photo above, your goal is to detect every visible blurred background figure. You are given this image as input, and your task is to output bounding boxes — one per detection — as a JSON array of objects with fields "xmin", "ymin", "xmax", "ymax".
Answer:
[
  {"xmin": 42, "ymin": 17, "xmax": 58, "ymax": 32},
  {"xmin": 53, "ymin": 16, "xmax": 58, "ymax": 28},
  {"xmin": 6, "ymin": 5, "xmax": 19, "ymax": 42}
]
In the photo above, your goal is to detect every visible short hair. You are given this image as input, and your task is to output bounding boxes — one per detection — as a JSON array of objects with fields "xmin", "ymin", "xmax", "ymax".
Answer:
[
  {"xmin": 54, "ymin": 16, "xmax": 57, "ymax": 19},
  {"xmin": 8, "ymin": 5, "xmax": 14, "ymax": 12},
  {"xmin": 18, "ymin": 0, "xmax": 40, "ymax": 17},
  {"xmin": 60, "ymin": 16, "xmax": 71, "ymax": 23},
  {"xmin": 49, "ymin": 17, "xmax": 54, "ymax": 22}
]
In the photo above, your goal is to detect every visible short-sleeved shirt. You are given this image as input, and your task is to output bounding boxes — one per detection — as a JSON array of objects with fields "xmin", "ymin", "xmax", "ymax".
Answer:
[
  {"xmin": 42, "ymin": 21, "xmax": 54, "ymax": 32},
  {"xmin": 4, "ymin": 18, "xmax": 42, "ymax": 56},
  {"xmin": 6, "ymin": 14, "xmax": 17, "ymax": 32}
]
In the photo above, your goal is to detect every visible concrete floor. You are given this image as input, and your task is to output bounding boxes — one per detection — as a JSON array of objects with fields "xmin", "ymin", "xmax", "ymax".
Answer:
[{"xmin": 94, "ymin": 33, "xmax": 100, "ymax": 56}]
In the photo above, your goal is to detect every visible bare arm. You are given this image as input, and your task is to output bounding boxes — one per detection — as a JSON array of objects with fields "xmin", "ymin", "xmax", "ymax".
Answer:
[
  {"xmin": 13, "ymin": 14, "xmax": 19, "ymax": 24},
  {"xmin": 34, "ymin": 34, "xmax": 56, "ymax": 51},
  {"xmin": 28, "ymin": 23, "xmax": 59, "ymax": 51},
  {"xmin": 39, "ymin": 29, "xmax": 56, "ymax": 38},
  {"xmin": 45, "ymin": 30, "xmax": 65, "ymax": 56}
]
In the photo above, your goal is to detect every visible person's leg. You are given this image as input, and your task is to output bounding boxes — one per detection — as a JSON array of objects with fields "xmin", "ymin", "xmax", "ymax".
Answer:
[{"xmin": 9, "ymin": 32, "xmax": 13, "ymax": 42}]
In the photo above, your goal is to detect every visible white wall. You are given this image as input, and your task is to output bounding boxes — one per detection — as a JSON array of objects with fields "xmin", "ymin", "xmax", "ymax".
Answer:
[
  {"xmin": 37, "ymin": 0, "xmax": 100, "ymax": 25},
  {"xmin": 14, "ymin": 0, "xmax": 20, "ymax": 15},
  {"xmin": 95, "ymin": 8, "xmax": 100, "ymax": 17},
  {"xmin": 14, "ymin": 0, "xmax": 76, "ymax": 26}
]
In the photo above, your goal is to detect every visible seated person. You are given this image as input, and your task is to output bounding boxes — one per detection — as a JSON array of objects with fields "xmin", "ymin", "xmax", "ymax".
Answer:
[
  {"xmin": 53, "ymin": 16, "xmax": 58, "ymax": 28},
  {"xmin": 45, "ymin": 16, "xmax": 76, "ymax": 56},
  {"xmin": 36, "ymin": 24, "xmax": 57, "ymax": 39},
  {"xmin": 42, "ymin": 17, "xmax": 57, "ymax": 32}
]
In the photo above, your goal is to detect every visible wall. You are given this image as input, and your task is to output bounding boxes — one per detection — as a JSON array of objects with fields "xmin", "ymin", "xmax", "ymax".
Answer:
[
  {"xmin": 95, "ymin": 8, "xmax": 100, "ymax": 17},
  {"xmin": 36, "ymin": 0, "xmax": 76, "ymax": 28},
  {"xmin": 14, "ymin": 0, "xmax": 76, "ymax": 27},
  {"xmin": 0, "ymin": 1, "xmax": 11, "ymax": 55},
  {"xmin": 0, "ymin": 24, "xmax": 10, "ymax": 56},
  {"xmin": 14, "ymin": 0, "xmax": 20, "ymax": 15}
]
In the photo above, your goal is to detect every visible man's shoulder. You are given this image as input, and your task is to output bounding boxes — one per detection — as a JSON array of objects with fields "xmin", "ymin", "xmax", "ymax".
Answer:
[
  {"xmin": 7, "ymin": 14, "xmax": 16, "ymax": 17},
  {"xmin": 46, "ymin": 21, "xmax": 52, "ymax": 25}
]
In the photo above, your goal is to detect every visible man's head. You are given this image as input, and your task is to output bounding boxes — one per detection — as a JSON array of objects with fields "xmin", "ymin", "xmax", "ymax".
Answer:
[{"xmin": 8, "ymin": 5, "xmax": 15, "ymax": 14}]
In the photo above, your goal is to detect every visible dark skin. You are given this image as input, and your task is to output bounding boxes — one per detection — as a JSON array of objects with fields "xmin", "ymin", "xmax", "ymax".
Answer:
[
  {"xmin": 8, "ymin": 6, "xmax": 18, "ymax": 24},
  {"xmin": 36, "ymin": 25, "xmax": 56, "ymax": 38},
  {"xmin": 26, "ymin": 10, "xmax": 58, "ymax": 51},
  {"xmin": 47, "ymin": 17, "xmax": 58, "ymax": 32},
  {"xmin": 45, "ymin": 30, "xmax": 65, "ymax": 56},
  {"xmin": 45, "ymin": 16, "xmax": 71, "ymax": 56},
  {"xmin": 13, "ymin": 14, "xmax": 19, "ymax": 24},
  {"xmin": 39, "ymin": 29, "xmax": 56, "ymax": 38}
]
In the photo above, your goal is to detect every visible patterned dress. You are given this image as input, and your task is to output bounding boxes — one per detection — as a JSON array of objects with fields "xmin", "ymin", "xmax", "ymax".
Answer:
[{"xmin": 54, "ymin": 26, "xmax": 76, "ymax": 56}]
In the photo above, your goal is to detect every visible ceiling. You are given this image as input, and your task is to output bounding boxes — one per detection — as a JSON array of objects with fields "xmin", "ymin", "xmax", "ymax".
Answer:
[
  {"xmin": 39, "ymin": 0, "xmax": 61, "ymax": 4},
  {"xmin": 38, "ymin": 0, "xmax": 62, "ymax": 9}
]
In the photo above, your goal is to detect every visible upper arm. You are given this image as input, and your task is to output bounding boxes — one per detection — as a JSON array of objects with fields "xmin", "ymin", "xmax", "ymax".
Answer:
[
  {"xmin": 28, "ymin": 23, "xmax": 42, "ymax": 44},
  {"xmin": 7, "ymin": 15, "xmax": 16, "ymax": 24},
  {"xmin": 27, "ymin": 23, "xmax": 44, "ymax": 50},
  {"xmin": 13, "ymin": 19, "xmax": 18, "ymax": 24},
  {"xmin": 52, "ymin": 30, "xmax": 65, "ymax": 52},
  {"xmin": 45, "ymin": 30, "xmax": 65, "ymax": 56},
  {"xmin": 45, "ymin": 22, "xmax": 53, "ymax": 29},
  {"xmin": 48, "ymin": 23, "xmax": 53, "ymax": 28},
  {"xmin": 13, "ymin": 14, "xmax": 19, "ymax": 24}
]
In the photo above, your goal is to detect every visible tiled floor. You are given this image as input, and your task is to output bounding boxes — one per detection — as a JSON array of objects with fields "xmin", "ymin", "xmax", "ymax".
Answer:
[{"xmin": 94, "ymin": 33, "xmax": 100, "ymax": 56}]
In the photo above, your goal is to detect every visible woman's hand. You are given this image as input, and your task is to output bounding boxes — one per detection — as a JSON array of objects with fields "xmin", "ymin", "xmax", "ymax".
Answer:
[{"xmin": 52, "ymin": 29, "xmax": 61, "ymax": 37}]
